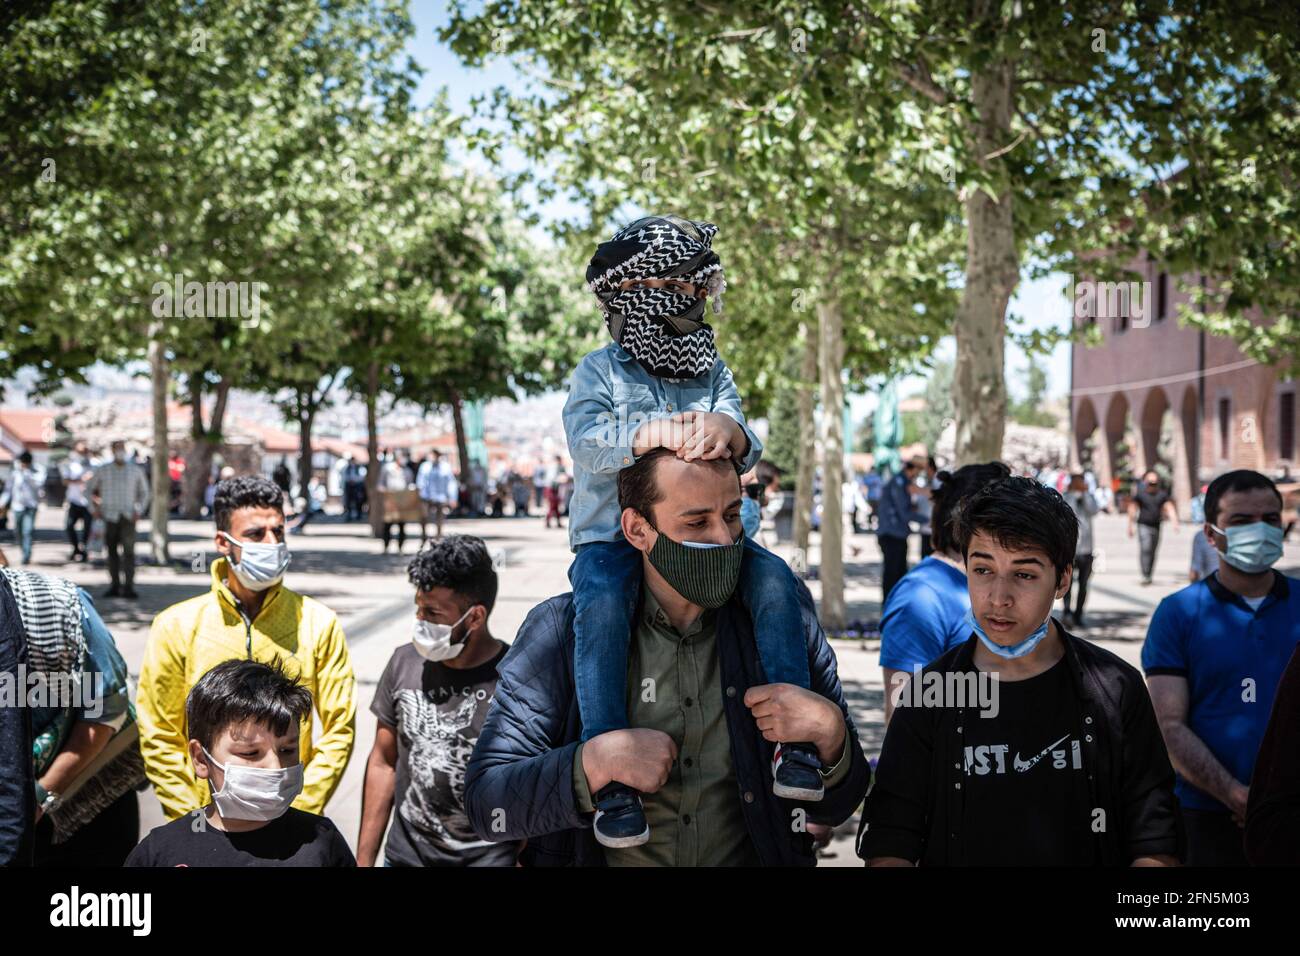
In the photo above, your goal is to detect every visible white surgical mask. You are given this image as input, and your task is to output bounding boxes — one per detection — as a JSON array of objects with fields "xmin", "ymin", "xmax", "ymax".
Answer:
[
  {"xmin": 1210, "ymin": 522, "xmax": 1285, "ymax": 575},
  {"xmin": 412, "ymin": 607, "xmax": 473, "ymax": 662},
  {"xmin": 221, "ymin": 532, "xmax": 290, "ymax": 591},
  {"xmin": 201, "ymin": 746, "xmax": 303, "ymax": 821}
]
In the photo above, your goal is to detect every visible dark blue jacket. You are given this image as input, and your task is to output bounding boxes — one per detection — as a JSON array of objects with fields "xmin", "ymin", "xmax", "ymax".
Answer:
[
  {"xmin": 464, "ymin": 582, "xmax": 871, "ymax": 866},
  {"xmin": 0, "ymin": 574, "xmax": 34, "ymax": 866}
]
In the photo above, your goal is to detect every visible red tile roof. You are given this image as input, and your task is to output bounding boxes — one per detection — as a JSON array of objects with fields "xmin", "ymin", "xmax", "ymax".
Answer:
[{"xmin": 0, "ymin": 408, "xmax": 57, "ymax": 448}]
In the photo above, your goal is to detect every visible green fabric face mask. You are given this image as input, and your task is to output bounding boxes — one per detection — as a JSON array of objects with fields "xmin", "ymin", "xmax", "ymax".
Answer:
[{"xmin": 646, "ymin": 531, "xmax": 744, "ymax": 608}]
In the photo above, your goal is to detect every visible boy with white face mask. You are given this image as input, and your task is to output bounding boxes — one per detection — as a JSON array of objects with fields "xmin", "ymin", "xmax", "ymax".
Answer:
[
  {"xmin": 136, "ymin": 475, "xmax": 356, "ymax": 822},
  {"xmin": 126, "ymin": 658, "xmax": 354, "ymax": 866},
  {"xmin": 861, "ymin": 476, "xmax": 1179, "ymax": 866},
  {"xmin": 358, "ymin": 535, "xmax": 519, "ymax": 867}
]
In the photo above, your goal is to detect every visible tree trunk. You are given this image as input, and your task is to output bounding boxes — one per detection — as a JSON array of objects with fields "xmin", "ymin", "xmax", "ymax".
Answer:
[
  {"xmin": 952, "ymin": 56, "xmax": 1018, "ymax": 465},
  {"xmin": 181, "ymin": 378, "xmax": 209, "ymax": 519},
  {"xmin": 297, "ymin": 391, "xmax": 315, "ymax": 503},
  {"xmin": 817, "ymin": 297, "xmax": 846, "ymax": 632},
  {"xmin": 365, "ymin": 360, "xmax": 383, "ymax": 538},
  {"xmin": 450, "ymin": 390, "xmax": 470, "ymax": 507},
  {"xmin": 792, "ymin": 321, "xmax": 818, "ymax": 564},
  {"xmin": 148, "ymin": 324, "xmax": 170, "ymax": 564}
]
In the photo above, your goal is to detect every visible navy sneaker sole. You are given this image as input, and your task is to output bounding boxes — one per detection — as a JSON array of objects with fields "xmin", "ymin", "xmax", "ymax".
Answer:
[{"xmin": 593, "ymin": 813, "xmax": 651, "ymax": 848}]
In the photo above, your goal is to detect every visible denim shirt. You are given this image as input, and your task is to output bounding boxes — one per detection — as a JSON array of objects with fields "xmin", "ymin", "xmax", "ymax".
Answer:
[
  {"xmin": 562, "ymin": 342, "xmax": 763, "ymax": 549},
  {"xmin": 875, "ymin": 473, "xmax": 922, "ymax": 539}
]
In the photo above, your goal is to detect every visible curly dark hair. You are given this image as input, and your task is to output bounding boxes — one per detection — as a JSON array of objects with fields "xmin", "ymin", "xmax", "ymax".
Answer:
[
  {"xmin": 407, "ymin": 534, "xmax": 498, "ymax": 613},
  {"xmin": 213, "ymin": 475, "xmax": 284, "ymax": 532},
  {"xmin": 952, "ymin": 475, "xmax": 1078, "ymax": 584}
]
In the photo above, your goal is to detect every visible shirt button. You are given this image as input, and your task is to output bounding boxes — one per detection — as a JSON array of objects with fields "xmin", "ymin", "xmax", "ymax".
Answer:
[
  {"xmin": 682, "ymin": 814, "xmax": 691, "ymax": 825},
  {"xmin": 667, "ymin": 404, "xmax": 673, "ymax": 412},
  {"xmin": 1084, "ymin": 716, "xmax": 1093, "ymax": 725},
  {"xmin": 726, "ymin": 686, "xmax": 736, "ymax": 698},
  {"xmin": 684, "ymin": 697, "xmax": 694, "ymax": 707},
  {"xmin": 684, "ymin": 757, "xmax": 694, "ymax": 768},
  {"xmin": 956, "ymin": 726, "xmax": 963, "ymax": 734},
  {"xmin": 954, "ymin": 762, "xmax": 961, "ymax": 770},
  {"xmin": 623, "ymin": 457, "xmax": 630, "ymax": 464},
  {"xmin": 1085, "ymin": 734, "xmax": 1093, "ymax": 743},
  {"xmin": 744, "ymin": 791, "xmax": 754, "ymax": 803},
  {"xmin": 954, "ymin": 782, "xmax": 962, "ymax": 790}
]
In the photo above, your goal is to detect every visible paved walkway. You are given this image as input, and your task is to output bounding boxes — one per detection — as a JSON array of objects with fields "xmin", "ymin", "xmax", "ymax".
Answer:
[{"xmin": 7, "ymin": 506, "xmax": 1296, "ymax": 866}]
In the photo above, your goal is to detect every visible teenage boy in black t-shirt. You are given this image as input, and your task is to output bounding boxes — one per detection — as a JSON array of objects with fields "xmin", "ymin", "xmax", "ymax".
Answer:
[
  {"xmin": 125, "ymin": 658, "xmax": 355, "ymax": 867},
  {"xmin": 858, "ymin": 476, "xmax": 1180, "ymax": 866}
]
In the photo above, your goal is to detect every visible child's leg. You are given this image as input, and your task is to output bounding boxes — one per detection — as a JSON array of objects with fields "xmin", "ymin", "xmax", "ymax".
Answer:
[
  {"xmin": 570, "ymin": 540, "xmax": 643, "ymax": 742},
  {"xmin": 738, "ymin": 538, "xmax": 811, "ymax": 690}
]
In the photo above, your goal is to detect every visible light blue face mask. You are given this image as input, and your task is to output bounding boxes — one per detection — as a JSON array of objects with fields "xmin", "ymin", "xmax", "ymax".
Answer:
[
  {"xmin": 1210, "ymin": 521, "xmax": 1284, "ymax": 575},
  {"xmin": 968, "ymin": 608, "xmax": 1051, "ymax": 660}
]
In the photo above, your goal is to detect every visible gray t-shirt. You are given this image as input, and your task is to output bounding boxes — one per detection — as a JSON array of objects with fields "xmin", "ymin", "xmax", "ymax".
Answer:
[{"xmin": 370, "ymin": 641, "xmax": 518, "ymax": 867}]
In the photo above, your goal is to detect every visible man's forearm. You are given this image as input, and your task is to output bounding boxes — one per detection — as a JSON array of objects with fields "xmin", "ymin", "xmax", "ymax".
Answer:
[
  {"xmin": 1164, "ymin": 722, "xmax": 1242, "ymax": 807},
  {"xmin": 356, "ymin": 754, "xmax": 396, "ymax": 866}
]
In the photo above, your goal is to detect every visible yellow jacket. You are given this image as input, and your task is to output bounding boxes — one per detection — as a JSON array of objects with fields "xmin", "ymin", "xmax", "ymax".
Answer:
[{"xmin": 136, "ymin": 557, "xmax": 356, "ymax": 819}]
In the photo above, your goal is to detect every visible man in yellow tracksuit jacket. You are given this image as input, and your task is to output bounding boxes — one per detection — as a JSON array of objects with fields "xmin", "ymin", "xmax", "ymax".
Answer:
[{"xmin": 136, "ymin": 475, "xmax": 356, "ymax": 819}]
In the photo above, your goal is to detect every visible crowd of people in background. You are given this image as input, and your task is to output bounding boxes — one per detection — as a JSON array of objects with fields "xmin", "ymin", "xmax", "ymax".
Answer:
[{"xmin": 2, "ymin": 212, "xmax": 1298, "ymax": 871}]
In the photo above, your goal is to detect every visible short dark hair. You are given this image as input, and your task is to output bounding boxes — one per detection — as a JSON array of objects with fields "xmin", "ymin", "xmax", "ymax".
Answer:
[
  {"xmin": 1205, "ymin": 469, "xmax": 1282, "ymax": 525},
  {"xmin": 185, "ymin": 657, "xmax": 312, "ymax": 752},
  {"xmin": 407, "ymin": 534, "xmax": 498, "ymax": 614},
  {"xmin": 930, "ymin": 461, "xmax": 1012, "ymax": 555},
  {"xmin": 617, "ymin": 447, "xmax": 739, "ymax": 526},
  {"xmin": 213, "ymin": 475, "xmax": 284, "ymax": 531},
  {"xmin": 17, "ymin": 450, "xmax": 32, "ymax": 465},
  {"xmin": 952, "ymin": 475, "xmax": 1078, "ymax": 583}
]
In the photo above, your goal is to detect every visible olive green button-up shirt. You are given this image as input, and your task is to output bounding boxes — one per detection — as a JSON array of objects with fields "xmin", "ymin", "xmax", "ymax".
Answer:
[{"xmin": 572, "ymin": 584, "xmax": 849, "ymax": 866}]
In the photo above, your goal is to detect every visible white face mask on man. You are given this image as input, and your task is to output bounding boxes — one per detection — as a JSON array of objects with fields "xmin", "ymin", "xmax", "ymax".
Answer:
[
  {"xmin": 220, "ymin": 532, "xmax": 291, "ymax": 591},
  {"xmin": 412, "ymin": 607, "xmax": 474, "ymax": 662}
]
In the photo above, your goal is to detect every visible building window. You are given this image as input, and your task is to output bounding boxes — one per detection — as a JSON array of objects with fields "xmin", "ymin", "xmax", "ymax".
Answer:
[
  {"xmin": 1281, "ymin": 391, "xmax": 1296, "ymax": 462},
  {"xmin": 1157, "ymin": 272, "xmax": 1169, "ymax": 322},
  {"xmin": 1218, "ymin": 397, "xmax": 1232, "ymax": 460}
]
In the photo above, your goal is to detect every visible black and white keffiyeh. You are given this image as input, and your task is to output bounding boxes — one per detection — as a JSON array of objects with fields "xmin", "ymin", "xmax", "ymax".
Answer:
[{"xmin": 586, "ymin": 215, "xmax": 726, "ymax": 378}]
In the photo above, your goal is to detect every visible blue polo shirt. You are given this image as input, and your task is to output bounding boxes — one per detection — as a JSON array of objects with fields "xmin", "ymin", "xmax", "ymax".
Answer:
[
  {"xmin": 1141, "ymin": 571, "xmax": 1300, "ymax": 812},
  {"xmin": 879, "ymin": 556, "xmax": 971, "ymax": 672}
]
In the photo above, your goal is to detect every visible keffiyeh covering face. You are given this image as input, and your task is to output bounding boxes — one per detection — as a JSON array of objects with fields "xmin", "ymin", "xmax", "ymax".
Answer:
[{"xmin": 586, "ymin": 214, "xmax": 726, "ymax": 378}]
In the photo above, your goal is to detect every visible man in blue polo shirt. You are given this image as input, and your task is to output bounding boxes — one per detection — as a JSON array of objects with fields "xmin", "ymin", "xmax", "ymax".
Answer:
[{"xmin": 1143, "ymin": 469, "xmax": 1300, "ymax": 866}]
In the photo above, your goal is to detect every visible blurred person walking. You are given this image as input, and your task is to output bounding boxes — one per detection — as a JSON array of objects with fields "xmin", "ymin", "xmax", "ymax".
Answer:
[
  {"xmin": 85, "ymin": 440, "xmax": 148, "ymax": 599},
  {"xmin": 1, "ymin": 450, "xmax": 42, "ymax": 565}
]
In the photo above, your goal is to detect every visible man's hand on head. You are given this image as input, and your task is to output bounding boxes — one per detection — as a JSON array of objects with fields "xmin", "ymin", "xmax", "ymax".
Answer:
[
  {"xmin": 743, "ymin": 684, "xmax": 846, "ymax": 766},
  {"xmin": 672, "ymin": 411, "xmax": 741, "ymax": 462},
  {"xmin": 582, "ymin": 728, "xmax": 678, "ymax": 795}
]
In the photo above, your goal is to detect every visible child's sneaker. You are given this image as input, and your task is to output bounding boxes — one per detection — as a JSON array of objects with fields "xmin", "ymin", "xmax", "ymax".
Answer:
[
  {"xmin": 593, "ymin": 783, "xmax": 650, "ymax": 848},
  {"xmin": 772, "ymin": 742, "xmax": 825, "ymax": 801}
]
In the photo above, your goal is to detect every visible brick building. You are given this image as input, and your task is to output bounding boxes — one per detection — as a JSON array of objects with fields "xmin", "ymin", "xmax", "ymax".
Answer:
[{"xmin": 1069, "ymin": 258, "xmax": 1296, "ymax": 518}]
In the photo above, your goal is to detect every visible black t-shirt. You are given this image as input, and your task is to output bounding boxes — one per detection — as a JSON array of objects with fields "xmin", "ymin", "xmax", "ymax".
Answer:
[
  {"xmin": 370, "ymin": 641, "xmax": 518, "ymax": 867},
  {"xmin": 960, "ymin": 658, "xmax": 1095, "ymax": 865},
  {"xmin": 124, "ymin": 808, "xmax": 356, "ymax": 867},
  {"xmin": 1133, "ymin": 486, "xmax": 1171, "ymax": 527}
]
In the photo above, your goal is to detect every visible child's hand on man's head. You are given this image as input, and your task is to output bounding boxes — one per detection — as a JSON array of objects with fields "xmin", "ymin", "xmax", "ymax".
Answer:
[
  {"xmin": 673, "ymin": 411, "xmax": 741, "ymax": 462},
  {"xmin": 632, "ymin": 418, "xmax": 686, "ymax": 456}
]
